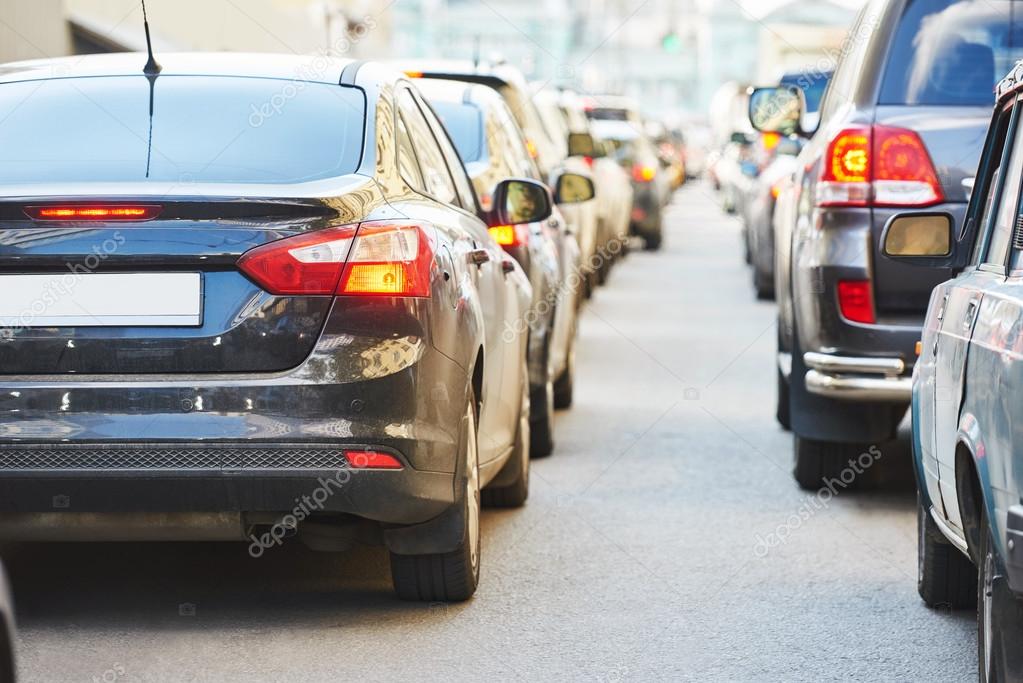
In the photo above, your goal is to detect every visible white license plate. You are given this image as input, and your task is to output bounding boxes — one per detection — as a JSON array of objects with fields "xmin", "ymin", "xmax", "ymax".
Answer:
[{"xmin": 0, "ymin": 273, "xmax": 202, "ymax": 327}]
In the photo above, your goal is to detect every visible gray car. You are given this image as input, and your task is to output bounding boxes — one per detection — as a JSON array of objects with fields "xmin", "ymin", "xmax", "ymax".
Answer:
[{"xmin": 756, "ymin": 0, "xmax": 1023, "ymax": 489}]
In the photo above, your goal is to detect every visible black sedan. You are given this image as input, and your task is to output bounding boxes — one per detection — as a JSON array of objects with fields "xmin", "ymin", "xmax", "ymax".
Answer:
[{"xmin": 0, "ymin": 52, "xmax": 549, "ymax": 602}]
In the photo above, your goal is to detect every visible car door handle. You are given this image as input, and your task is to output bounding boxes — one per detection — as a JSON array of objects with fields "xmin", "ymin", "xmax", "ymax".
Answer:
[
  {"xmin": 964, "ymin": 300, "xmax": 979, "ymax": 328},
  {"xmin": 468, "ymin": 249, "xmax": 490, "ymax": 266},
  {"xmin": 501, "ymin": 259, "xmax": 516, "ymax": 275}
]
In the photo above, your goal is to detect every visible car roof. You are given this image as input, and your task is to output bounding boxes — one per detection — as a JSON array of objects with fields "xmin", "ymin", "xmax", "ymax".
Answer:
[{"xmin": 0, "ymin": 52, "xmax": 358, "ymax": 86}]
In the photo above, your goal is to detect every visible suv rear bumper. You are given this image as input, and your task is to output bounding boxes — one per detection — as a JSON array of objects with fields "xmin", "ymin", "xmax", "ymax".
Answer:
[{"xmin": 803, "ymin": 352, "xmax": 911, "ymax": 402}]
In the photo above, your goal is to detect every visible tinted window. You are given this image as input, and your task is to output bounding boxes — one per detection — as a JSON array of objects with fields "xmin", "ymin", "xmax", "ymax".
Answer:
[
  {"xmin": 880, "ymin": 0, "xmax": 1023, "ymax": 106},
  {"xmin": 431, "ymin": 101, "xmax": 485, "ymax": 163},
  {"xmin": 985, "ymin": 108, "xmax": 1023, "ymax": 267},
  {"xmin": 397, "ymin": 90, "xmax": 457, "ymax": 205},
  {"xmin": 0, "ymin": 76, "xmax": 364, "ymax": 185},
  {"xmin": 414, "ymin": 94, "xmax": 478, "ymax": 211},
  {"xmin": 395, "ymin": 113, "xmax": 426, "ymax": 192},
  {"xmin": 493, "ymin": 102, "xmax": 542, "ymax": 181}
]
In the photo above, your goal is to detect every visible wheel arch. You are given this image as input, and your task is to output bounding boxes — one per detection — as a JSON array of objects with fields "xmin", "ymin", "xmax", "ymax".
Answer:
[{"xmin": 955, "ymin": 439, "xmax": 986, "ymax": 563}]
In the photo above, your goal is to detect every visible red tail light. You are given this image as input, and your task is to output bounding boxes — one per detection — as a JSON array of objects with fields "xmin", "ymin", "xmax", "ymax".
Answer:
[
  {"xmin": 489, "ymin": 224, "xmax": 529, "ymax": 248},
  {"xmin": 818, "ymin": 125, "xmax": 943, "ymax": 208},
  {"xmin": 238, "ymin": 221, "xmax": 434, "ymax": 297},
  {"xmin": 345, "ymin": 450, "xmax": 403, "ymax": 470},
  {"xmin": 25, "ymin": 204, "xmax": 162, "ymax": 221},
  {"xmin": 837, "ymin": 280, "xmax": 875, "ymax": 324},
  {"xmin": 582, "ymin": 155, "xmax": 594, "ymax": 168},
  {"xmin": 632, "ymin": 164, "xmax": 656, "ymax": 183}
]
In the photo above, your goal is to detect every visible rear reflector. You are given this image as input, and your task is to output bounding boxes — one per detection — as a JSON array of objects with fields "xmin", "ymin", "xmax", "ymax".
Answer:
[
  {"xmin": 346, "ymin": 450, "xmax": 403, "ymax": 470},
  {"xmin": 837, "ymin": 280, "xmax": 876, "ymax": 324},
  {"xmin": 632, "ymin": 164, "xmax": 656, "ymax": 183},
  {"xmin": 25, "ymin": 205, "xmax": 162, "ymax": 221}
]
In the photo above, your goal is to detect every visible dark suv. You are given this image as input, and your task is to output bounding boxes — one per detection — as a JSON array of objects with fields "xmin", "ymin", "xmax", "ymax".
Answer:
[{"xmin": 753, "ymin": 0, "xmax": 1023, "ymax": 488}]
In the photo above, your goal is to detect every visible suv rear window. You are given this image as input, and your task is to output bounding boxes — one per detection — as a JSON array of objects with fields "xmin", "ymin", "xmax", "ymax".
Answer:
[
  {"xmin": 880, "ymin": 0, "xmax": 1023, "ymax": 106},
  {"xmin": 0, "ymin": 75, "xmax": 365, "ymax": 185}
]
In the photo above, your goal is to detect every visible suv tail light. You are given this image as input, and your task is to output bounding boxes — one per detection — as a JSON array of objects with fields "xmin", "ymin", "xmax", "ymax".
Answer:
[
  {"xmin": 837, "ymin": 280, "xmax": 876, "ymax": 324},
  {"xmin": 818, "ymin": 125, "xmax": 943, "ymax": 208},
  {"xmin": 238, "ymin": 221, "xmax": 434, "ymax": 297}
]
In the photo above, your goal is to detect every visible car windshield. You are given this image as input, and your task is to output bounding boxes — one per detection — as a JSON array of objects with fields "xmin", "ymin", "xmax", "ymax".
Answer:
[
  {"xmin": 0, "ymin": 75, "xmax": 366, "ymax": 185},
  {"xmin": 880, "ymin": 0, "xmax": 1023, "ymax": 106},
  {"xmin": 430, "ymin": 100, "xmax": 485, "ymax": 163}
]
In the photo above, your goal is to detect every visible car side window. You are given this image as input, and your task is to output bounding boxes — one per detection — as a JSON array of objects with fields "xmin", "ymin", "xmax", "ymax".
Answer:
[
  {"xmin": 983, "ymin": 105, "xmax": 1023, "ymax": 270},
  {"xmin": 413, "ymin": 93, "xmax": 480, "ymax": 212},
  {"xmin": 494, "ymin": 102, "xmax": 542, "ymax": 181},
  {"xmin": 397, "ymin": 90, "xmax": 458, "ymax": 205},
  {"xmin": 969, "ymin": 102, "xmax": 1016, "ymax": 265},
  {"xmin": 818, "ymin": 5, "xmax": 872, "ymax": 123},
  {"xmin": 395, "ymin": 111, "xmax": 426, "ymax": 193}
]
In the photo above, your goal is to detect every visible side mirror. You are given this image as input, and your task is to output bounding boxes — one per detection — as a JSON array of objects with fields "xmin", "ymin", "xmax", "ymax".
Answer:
[
  {"xmin": 554, "ymin": 172, "xmax": 596, "ymax": 204},
  {"xmin": 880, "ymin": 212, "xmax": 956, "ymax": 267},
  {"xmin": 749, "ymin": 86, "xmax": 804, "ymax": 137},
  {"xmin": 729, "ymin": 131, "xmax": 752, "ymax": 146},
  {"xmin": 488, "ymin": 178, "xmax": 553, "ymax": 227},
  {"xmin": 568, "ymin": 132, "xmax": 600, "ymax": 158}
]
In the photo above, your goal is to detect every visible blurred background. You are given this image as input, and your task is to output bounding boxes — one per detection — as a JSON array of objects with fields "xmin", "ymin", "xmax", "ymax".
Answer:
[{"xmin": 0, "ymin": 0, "xmax": 863, "ymax": 129}]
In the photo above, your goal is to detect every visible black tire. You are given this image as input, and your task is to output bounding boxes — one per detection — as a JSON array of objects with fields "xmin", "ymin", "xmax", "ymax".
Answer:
[
  {"xmin": 643, "ymin": 231, "xmax": 662, "ymax": 251},
  {"xmin": 390, "ymin": 397, "xmax": 481, "ymax": 602},
  {"xmin": 530, "ymin": 377, "xmax": 555, "ymax": 458},
  {"xmin": 753, "ymin": 267, "xmax": 774, "ymax": 300},
  {"xmin": 917, "ymin": 491, "xmax": 975, "ymax": 609},
  {"xmin": 978, "ymin": 506, "xmax": 1023, "ymax": 682},
  {"xmin": 792, "ymin": 437, "xmax": 862, "ymax": 491},
  {"xmin": 776, "ymin": 364, "xmax": 791, "ymax": 432},
  {"xmin": 553, "ymin": 320, "xmax": 576, "ymax": 410},
  {"xmin": 482, "ymin": 368, "xmax": 530, "ymax": 508}
]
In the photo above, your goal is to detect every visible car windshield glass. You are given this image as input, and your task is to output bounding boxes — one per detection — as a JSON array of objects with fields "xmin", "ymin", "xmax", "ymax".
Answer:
[
  {"xmin": 430, "ymin": 101, "xmax": 485, "ymax": 163},
  {"xmin": 880, "ymin": 0, "xmax": 1023, "ymax": 106},
  {"xmin": 0, "ymin": 75, "xmax": 365, "ymax": 185}
]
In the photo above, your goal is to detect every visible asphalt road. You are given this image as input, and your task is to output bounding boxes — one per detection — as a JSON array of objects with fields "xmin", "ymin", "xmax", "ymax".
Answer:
[{"xmin": 9, "ymin": 183, "xmax": 976, "ymax": 682}]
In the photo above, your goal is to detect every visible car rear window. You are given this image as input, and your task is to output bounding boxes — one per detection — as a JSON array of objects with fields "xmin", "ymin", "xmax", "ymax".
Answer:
[
  {"xmin": 430, "ymin": 101, "xmax": 484, "ymax": 163},
  {"xmin": 0, "ymin": 75, "xmax": 365, "ymax": 185},
  {"xmin": 879, "ymin": 0, "xmax": 1023, "ymax": 106}
]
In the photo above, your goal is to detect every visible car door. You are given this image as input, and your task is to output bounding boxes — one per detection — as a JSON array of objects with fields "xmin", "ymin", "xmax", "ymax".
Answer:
[
  {"xmin": 399, "ymin": 88, "xmax": 518, "ymax": 464},
  {"xmin": 934, "ymin": 99, "xmax": 1020, "ymax": 531}
]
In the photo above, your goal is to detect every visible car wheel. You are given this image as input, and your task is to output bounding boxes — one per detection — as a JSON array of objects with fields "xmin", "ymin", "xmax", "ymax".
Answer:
[
  {"xmin": 753, "ymin": 267, "xmax": 774, "ymax": 301},
  {"xmin": 483, "ymin": 367, "xmax": 530, "ymax": 508},
  {"xmin": 776, "ymin": 364, "xmax": 791, "ymax": 431},
  {"xmin": 530, "ymin": 373, "xmax": 555, "ymax": 458},
  {"xmin": 643, "ymin": 231, "xmax": 662, "ymax": 251},
  {"xmin": 792, "ymin": 437, "xmax": 861, "ymax": 491},
  {"xmin": 390, "ymin": 396, "xmax": 481, "ymax": 602},
  {"xmin": 917, "ymin": 491, "xmax": 975, "ymax": 609},
  {"xmin": 978, "ymin": 505, "xmax": 1023, "ymax": 681},
  {"xmin": 553, "ymin": 321, "xmax": 576, "ymax": 410}
]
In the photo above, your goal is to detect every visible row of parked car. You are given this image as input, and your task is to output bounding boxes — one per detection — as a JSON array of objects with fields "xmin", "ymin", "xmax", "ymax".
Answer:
[
  {"xmin": 719, "ymin": 0, "xmax": 1023, "ymax": 677},
  {"xmin": 0, "ymin": 50, "xmax": 681, "ymax": 613}
]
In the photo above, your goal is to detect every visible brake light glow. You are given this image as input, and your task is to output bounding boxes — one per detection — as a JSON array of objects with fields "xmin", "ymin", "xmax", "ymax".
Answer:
[
  {"xmin": 771, "ymin": 183, "xmax": 784, "ymax": 200},
  {"xmin": 525, "ymin": 139, "xmax": 539, "ymax": 159},
  {"xmin": 817, "ymin": 125, "xmax": 943, "ymax": 208},
  {"xmin": 489, "ymin": 224, "xmax": 528, "ymax": 248},
  {"xmin": 338, "ymin": 222, "xmax": 434, "ymax": 297},
  {"xmin": 403, "ymin": 71, "xmax": 424, "ymax": 79},
  {"xmin": 837, "ymin": 280, "xmax": 876, "ymax": 324},
  {"xmin": 632, "ymin": 164, "xmax": 656, "ymax": 182},
  {"xmin": 762, "ymin": 132, "xmax": 781, "ymax": 152},
  {"xmin": 25, "ymin": 205, "xmax": 162, "ymax": 221}
]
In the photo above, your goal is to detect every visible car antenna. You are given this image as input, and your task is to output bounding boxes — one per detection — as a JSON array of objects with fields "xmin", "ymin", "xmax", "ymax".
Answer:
[
  {"xmin": 140, "ymin": 0, "xmax": 160, "ymax": 177},
  {"xmin": 141, "ymin": 0, "xmax": 162, "ymax": 75},
  {"xmin": 472, "ymin": 35, "xmax": 480, "ymax": 71}
]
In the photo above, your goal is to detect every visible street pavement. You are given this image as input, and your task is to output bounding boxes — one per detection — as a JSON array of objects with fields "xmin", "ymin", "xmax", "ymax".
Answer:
[{"xmin": 9, "ymin": 182, "xmax": 976, "ymax": 681}]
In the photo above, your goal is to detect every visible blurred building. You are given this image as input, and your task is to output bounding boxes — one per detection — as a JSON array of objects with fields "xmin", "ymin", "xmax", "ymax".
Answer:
[
  {"xmin": 0, "ymin": 1, "xmax": 71, "ymax": 63},
  {"xmin": 756, "ymin": 0, "xmax": 859, "ymax": 81}
]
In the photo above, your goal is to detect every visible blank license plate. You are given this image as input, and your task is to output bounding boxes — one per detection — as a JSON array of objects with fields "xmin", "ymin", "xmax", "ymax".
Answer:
[{"xmin": 0, "ymin": 273, "xmax": 202, "ymax": 327}]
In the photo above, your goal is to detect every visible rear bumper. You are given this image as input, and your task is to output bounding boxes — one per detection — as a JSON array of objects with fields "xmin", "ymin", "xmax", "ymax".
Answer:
[
  {"xmin": 803, "ymin": 352, "xmax": 911, "ymax": 402},
  {"xmin": 0, "ymin": 444, "xmax": 454, "ymax": 528}
]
